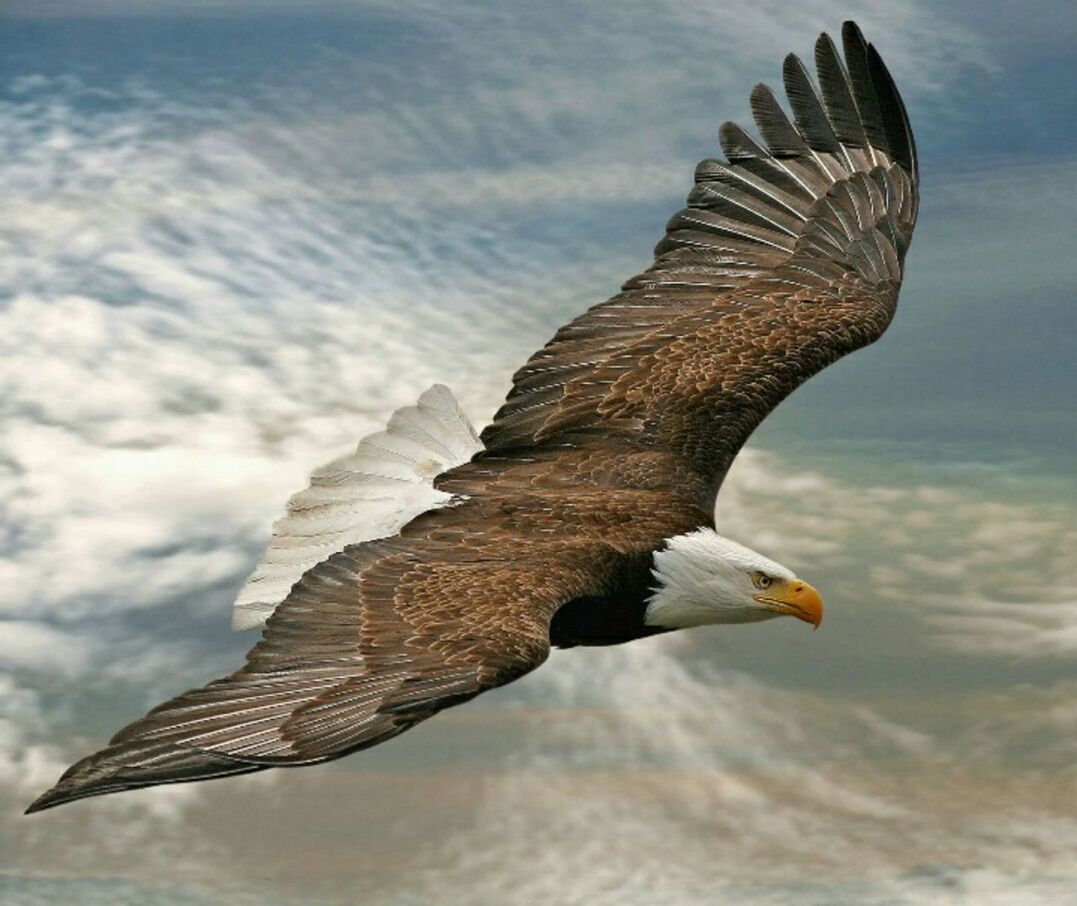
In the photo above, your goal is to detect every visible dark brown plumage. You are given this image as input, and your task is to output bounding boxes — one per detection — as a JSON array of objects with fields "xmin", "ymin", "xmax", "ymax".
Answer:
[{"xmin": 27, "ymin": 21, "xmax": 918, "ymax": 813}]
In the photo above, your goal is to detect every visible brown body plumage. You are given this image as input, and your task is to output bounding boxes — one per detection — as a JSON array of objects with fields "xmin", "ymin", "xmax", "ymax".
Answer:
[{"xmin": 28, "ymin": 21, "xmax": 918, "ymax": 814}]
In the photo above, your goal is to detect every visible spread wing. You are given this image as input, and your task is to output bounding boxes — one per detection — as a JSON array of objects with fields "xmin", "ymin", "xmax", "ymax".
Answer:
[
  {"xmin": 27, "ymin": 480, "xmax": 699, "ymax": 812},
  {"xmin": 27, "ymin": 518, "xmax": 612, "ymax": 811},
  {"xmin": 482, "ymin": 23, "xmax": 918, "ymax": 504}
]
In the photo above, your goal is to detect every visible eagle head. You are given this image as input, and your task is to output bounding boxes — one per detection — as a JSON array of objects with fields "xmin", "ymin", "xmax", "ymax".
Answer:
[{"xmin": 644, "ymin": 529, "xmax": 823, "ymax": 631}]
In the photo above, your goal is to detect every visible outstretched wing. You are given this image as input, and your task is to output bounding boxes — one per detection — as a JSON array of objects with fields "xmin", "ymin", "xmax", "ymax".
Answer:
[
  {"xmin": 27, "ymin": 507, "xmax": 628, "ymax": 812},
  {"xmin": 482, "ymin": 23, "xmax": 918, "ymax": 503}
]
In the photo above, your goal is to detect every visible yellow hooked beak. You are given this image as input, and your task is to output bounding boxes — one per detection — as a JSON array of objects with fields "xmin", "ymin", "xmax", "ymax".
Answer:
[{"xmin": 755, "ymin": 578, "xmax": 824, "ymax": 629}]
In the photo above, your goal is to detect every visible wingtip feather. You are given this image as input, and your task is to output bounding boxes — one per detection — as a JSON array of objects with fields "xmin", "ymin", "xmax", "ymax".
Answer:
[
  {"xmin": 865, "ymin": 41, "xmax": 918, "ymax": 182},
  {"xmin": 24, "ymin": 790, "xmax": 62, "ymax": 815},
  {"xmin": 24, "ymin": 780, "xmax": 110, "ymax": 814},
  {"xmin": 26, "ymin": 737, "xmax": 264, "ymax": 813}
]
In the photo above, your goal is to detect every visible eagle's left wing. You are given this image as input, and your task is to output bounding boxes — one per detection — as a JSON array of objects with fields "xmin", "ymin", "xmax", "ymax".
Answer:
[{"xmin": 480, "ymin": 23, "xmax": 918, "ymax": 504}]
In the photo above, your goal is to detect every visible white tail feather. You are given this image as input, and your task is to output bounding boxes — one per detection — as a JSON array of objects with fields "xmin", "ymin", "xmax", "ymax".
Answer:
[{"xmin": 232, "ymin": 384, "xmax": 482, "ymax": 630}]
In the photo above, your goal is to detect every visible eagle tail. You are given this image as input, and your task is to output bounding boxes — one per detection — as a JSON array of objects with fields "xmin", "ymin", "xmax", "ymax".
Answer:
[{"xmin": 232, "ymin": 383, "xmax": 482, "ymax": 630}]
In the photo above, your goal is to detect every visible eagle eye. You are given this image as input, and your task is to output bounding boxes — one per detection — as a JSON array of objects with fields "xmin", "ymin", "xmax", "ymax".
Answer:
[{"xmin": 752, "ymin": 572, "xmax": 772, "ymax": 590}]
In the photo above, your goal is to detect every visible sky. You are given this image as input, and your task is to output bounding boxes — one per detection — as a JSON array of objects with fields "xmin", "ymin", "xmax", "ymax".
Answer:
[{"xmin": 1, "ymin": 1, "xmax": 1076, "ymax": 904}]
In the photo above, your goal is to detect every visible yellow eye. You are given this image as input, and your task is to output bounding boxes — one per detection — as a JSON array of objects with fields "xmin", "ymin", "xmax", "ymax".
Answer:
[{"xmin": 752, "ymin": 573, "xmax": 773, "ymax": 590}]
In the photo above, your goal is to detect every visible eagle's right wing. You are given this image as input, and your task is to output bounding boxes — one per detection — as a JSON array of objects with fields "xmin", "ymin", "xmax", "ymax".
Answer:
[{"xmin": 27, "ymin": 514, "xmax": 628, "ymax": 812}]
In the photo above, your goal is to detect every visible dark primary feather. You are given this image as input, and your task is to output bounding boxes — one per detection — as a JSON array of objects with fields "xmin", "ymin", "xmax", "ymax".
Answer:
[
  {"xmin": 814, "ymin": 33, "xmax": 868, "ymax": 158},
  {"xmin": 28, "ymin": 21, "xmax": 918, "ymax": 813},
  {"xmin": 782, "ymin": 53, "xmax": 843, "ymax": 155}
]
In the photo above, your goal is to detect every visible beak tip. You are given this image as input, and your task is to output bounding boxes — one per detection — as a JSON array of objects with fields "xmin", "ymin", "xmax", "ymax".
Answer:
[{"xmin": 793, "ymin": 579, "xmax": 823, "ymax": 631}]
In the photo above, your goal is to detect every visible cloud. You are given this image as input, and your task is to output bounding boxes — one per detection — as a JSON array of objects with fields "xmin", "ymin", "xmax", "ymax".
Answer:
[
  {"xmin": 0, "ymin": 624, "xmax": 92, "ymax": 676},
  {"xmin": 925, "ymin": 597, "xmax": 1077, "ymax": 658},
  {"xmin": 398, "ymin": 643, "xmax": 1077, "ymax": 906},
  {"xmin": 0, "ymin": 677, "xmax": 67, "ymax": 796}
]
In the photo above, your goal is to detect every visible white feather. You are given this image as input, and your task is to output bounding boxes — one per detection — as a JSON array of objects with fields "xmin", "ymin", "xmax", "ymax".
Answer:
[{"xmin": 232, "ymin": 384, "xmax": 482, "ymax": 630}]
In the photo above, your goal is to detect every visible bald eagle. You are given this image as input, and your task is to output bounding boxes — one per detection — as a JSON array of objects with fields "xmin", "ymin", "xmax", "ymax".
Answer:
[{"xmin": 27, "ymin": 20, "xmax": 917, "ymax": 813}]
